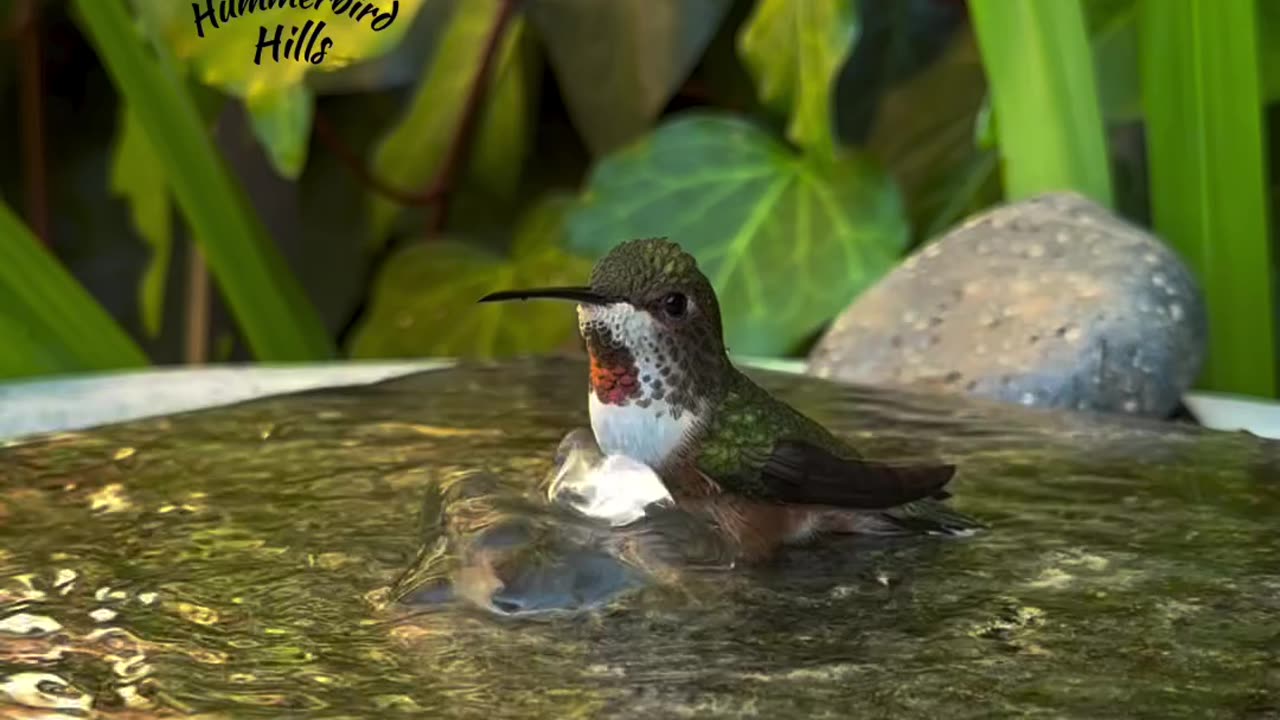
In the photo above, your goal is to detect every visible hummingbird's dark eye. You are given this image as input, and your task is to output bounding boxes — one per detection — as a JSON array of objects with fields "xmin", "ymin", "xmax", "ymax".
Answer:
[{"xmin": 663, "ymin": 292, "xmax": 688, "ymax": 318}]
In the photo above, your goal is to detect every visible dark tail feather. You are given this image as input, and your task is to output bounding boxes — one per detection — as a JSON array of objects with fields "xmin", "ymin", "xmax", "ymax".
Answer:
[
  {"xmin": 759, "ymin": 439, "xmax": 957, "ymax": 510},
  {"xmin": 880, "ymin": 498, "xmax": 986, "ymax": 536}
]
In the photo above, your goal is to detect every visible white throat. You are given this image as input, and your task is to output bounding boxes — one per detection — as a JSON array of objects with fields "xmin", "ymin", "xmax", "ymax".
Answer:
[
  {"xmin": 589, "ymin": 393, "xmax": 700, "ymax": 468},
  {"xmin": 577, "ymin": 302, "xmax": 703, "ymax": 468}
]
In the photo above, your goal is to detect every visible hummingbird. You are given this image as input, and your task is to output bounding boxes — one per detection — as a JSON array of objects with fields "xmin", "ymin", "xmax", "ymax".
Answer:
[{"xmin": 479, "ymin": 238, "xmax": 977, "ymax": 561}]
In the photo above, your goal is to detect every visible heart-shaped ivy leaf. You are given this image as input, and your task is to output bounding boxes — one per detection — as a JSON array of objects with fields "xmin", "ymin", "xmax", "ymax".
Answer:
[
  {"xmin": 568, "ymin": 113, "xmax": 907, "ymax": 356},
  {"xmin": 351, "ymin": 195, "xmax": 591, "ymax": 359}
]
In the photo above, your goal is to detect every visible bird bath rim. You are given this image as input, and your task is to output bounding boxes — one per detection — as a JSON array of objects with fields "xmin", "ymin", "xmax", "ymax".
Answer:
[{"xmin": 0, "ymin": 357, "xmax": 1274, "ymax": 442}]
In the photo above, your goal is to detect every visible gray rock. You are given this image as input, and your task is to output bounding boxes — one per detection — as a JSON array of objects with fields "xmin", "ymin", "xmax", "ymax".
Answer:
[{"xmin": 808, "ymin": 192, "xmax": 1207, "ymax": 417}]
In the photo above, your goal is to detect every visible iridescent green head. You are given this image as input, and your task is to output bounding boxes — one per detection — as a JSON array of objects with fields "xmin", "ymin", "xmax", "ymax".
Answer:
[
  {"xmin": 479, "ymin": 238, "xmax": 731, "ymax": 411},
  {"xmin": 586, "ymin": 238, "xmax": 724, "ymax": 342}
]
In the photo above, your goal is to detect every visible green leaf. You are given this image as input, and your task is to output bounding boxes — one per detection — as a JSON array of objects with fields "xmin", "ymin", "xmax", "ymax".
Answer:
[
  {"xmin": 1260, "ymin": 0, "xmax": 1280, "ymax": 101},
  {"xmin": 351, "ymin": 195, "xmax": 592, "ymax": 358},
  {"xmin": 368, "ymin": 0, "xmax": 533, "ymax": 243},
  {"xmin": 969, "ymin": 0, "xmax": 1113, "ymax": 207},
  {"xmin": 0, "ymin": 198, "xmax": 149, "ymax": 379},
  {"xmin": 109, "ymin": 104, "xmax": 172, "ymax": 338},
  {"xmin": 77, "ymin": 0, "xmax": 334, "ymax": 361},
  {"xmin": 920, "ymin": 150, "xmax": 999, "ymax": 242},
  {"xmin": 1082, "ymin": 0, "xmax": 1280, "ymax": 123},
  {"xmin": 974, "ymin": 96, "xmax": 994, "ymax": 150},
  {"xmin": 568, "ymin": 113, "xmax": 908, "ymax": 356},
  {"xmin": 245, "ymin": 83, "xmax": 315, "ymax": 180},
  {"xmin": 467, "ymin": 16, "xmax": 538, "ymax": 202},
  {"xmin": 109, "ymin": 69, "xmax": 224, "ymax": 340},
  {"xmin": 0, "ymin": 314, "xmax": 70, "ymax": 380},
  {"xmin": 857, "ymin": 30, "xmax": 994, "ymax": 244},
  {"xmin": 1084, "ymin": 0, "xmax": 1141, "ymax": 122},
  {"xmin": 738, "ymin": 0, "xmax": 858, "ymax": 155},
  {"xmin": 527, "ymin": 0, "xmax": 731, "ymax": 155},
  {"xmin": 129, "ymin": 0, "xmax": 428, "ymax": 179},
  {"xmin": 1140, "ymin": 0, "xmax": 1275, "ymax": 397}
]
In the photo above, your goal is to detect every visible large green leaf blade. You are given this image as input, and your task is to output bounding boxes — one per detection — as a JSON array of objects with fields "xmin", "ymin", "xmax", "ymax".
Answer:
[
  {"xmin": 1260, "ymin": 0, "xmax": 1280, "ymax": 100},
  {"xmin": 1083, "ymin": 0, "xmax": 1280, "ymax": 121},
  {"xmin": 1140, "ymin": 0, "xmax": 1275, "ymax": 396},
  {"xmin": 738, "ymin": 0, "xmax": 858, "ymax": 156},
  {"xmin": 0, "ymin": 199, "xmax": 149, "ymax": 379},
  {"xmin": 568, "ymin": 113, "xmax": 907, "ymax": 356},
  {"xmin": 76, "ymin": 0, "xmax": 334, "ymax": 361},
  {"xmin": 351, "ymin": 195, "xmax": 591, "ymax": 358},
  {"xmin": 969, "ymin": 0, "xmax": 1113, "ymax": 206},
  {"xmin": 528, "ymin": 0, "xmax": 731, "ymax": 155}
]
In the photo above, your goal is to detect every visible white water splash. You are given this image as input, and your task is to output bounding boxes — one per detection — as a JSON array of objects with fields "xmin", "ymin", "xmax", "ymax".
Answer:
[{"xmin": 546, "ymin": 435, "xmax": 673, "ymax": 527}]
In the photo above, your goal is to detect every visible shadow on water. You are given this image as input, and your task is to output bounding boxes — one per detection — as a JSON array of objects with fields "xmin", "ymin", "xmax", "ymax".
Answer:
[{"xmin": 0, "ymin": 358, "xmax": 1277, "ymax": 717}]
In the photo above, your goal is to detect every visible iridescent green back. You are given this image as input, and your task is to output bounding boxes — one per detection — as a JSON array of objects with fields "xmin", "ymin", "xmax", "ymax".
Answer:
[{"xmin": 694, "ymin": 370, "xmax": 851, "ymax": 495}]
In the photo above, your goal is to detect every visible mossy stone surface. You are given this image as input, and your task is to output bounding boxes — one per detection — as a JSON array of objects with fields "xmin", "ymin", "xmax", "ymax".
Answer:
[{"xmin": 0, "ymin": 359, "xmax": 1275, "ymax": 717}]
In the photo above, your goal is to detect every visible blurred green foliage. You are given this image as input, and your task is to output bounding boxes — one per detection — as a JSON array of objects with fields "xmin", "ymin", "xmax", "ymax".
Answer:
[
  {"xmin": 77, "ymin": 0, "xmax": 334, "ymax": 361},
  {"xmin": 0, "ymin": 0, "xmax": 1277, "ymax": 395},
  {"xmin": 109, "ymin": 105, "xmax": 170, "ymax": 337},
  {"xmin": 738, "ymin": 0, "xmax": 857, "ymax": 156},
  {"xmin": 528, "ymin": 0, "xmax": 733, "ymax": 156},
  {"xmin": 0, "ymin": 198, "xmax": 148, "ymax": 376},
  {"xmin": 1139, "ymin": 0, "xmax": 1276, "ymax": 397},
  {"xmin": 970, "ymin": 0, "xmax": 1113, "ymax": 206},
  {"xmin": 368, "ymin": 0, "xmax": 533, "ymax": 243}
]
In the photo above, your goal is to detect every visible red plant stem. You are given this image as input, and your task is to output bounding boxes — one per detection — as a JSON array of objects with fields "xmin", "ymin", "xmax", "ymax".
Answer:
[
  {"xmin": 313, "ymin": 0, "xmax": 521, "ymax": 231},
  {"xmin": 424, "ymin": 0, "xmax": 521, "ymax": 233},
  {"xmin": 16, "ymin": 0, "xmax": 49, "ymax": 245},
  {"xmin": 326, "ymin": 0, "xmax": 522, "ymax": 347},
  {"xmin": 313, "ymin": 113, "xmax": 443, "ymax": 207}
]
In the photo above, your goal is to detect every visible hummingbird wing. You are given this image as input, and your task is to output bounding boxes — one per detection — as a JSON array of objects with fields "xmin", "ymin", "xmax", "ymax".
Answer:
[
  {"xmin": 725, "ymin": 439, "xmax": 956, "ymax": 510},
  {"xmin": 692, "ymin": 371, "xmax": 957, "ymax": 510}
]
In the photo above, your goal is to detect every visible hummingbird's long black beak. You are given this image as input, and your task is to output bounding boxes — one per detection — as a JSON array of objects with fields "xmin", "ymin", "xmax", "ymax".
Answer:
[{"xmin": 477, "ymin": 286, "xmax": 615, "ymax": 305}]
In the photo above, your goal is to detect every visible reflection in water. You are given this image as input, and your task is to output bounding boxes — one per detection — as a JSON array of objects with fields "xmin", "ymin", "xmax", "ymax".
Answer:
[
  {"xmin": 0, "ymin": 359, "xmax": 1277, "ymax": 717},
  {"xmin": 380, "ymin": 426, "xmax": 737, "ymax": 619}
]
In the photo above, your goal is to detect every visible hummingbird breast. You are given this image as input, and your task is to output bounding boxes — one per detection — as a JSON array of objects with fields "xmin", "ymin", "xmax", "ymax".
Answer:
[
  {"xmin": 577, "ymin": 303, "xmax": 704, "ymax": 468},
  {"xmin": 589, "ymin": 393, "xmax": 700, "ymax": 468}
]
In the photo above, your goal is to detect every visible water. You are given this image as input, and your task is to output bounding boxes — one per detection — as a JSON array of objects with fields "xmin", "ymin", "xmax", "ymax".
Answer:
[{"xmin": 0, "ymin": 359, "xmax": 1276, "ymax": 718}]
